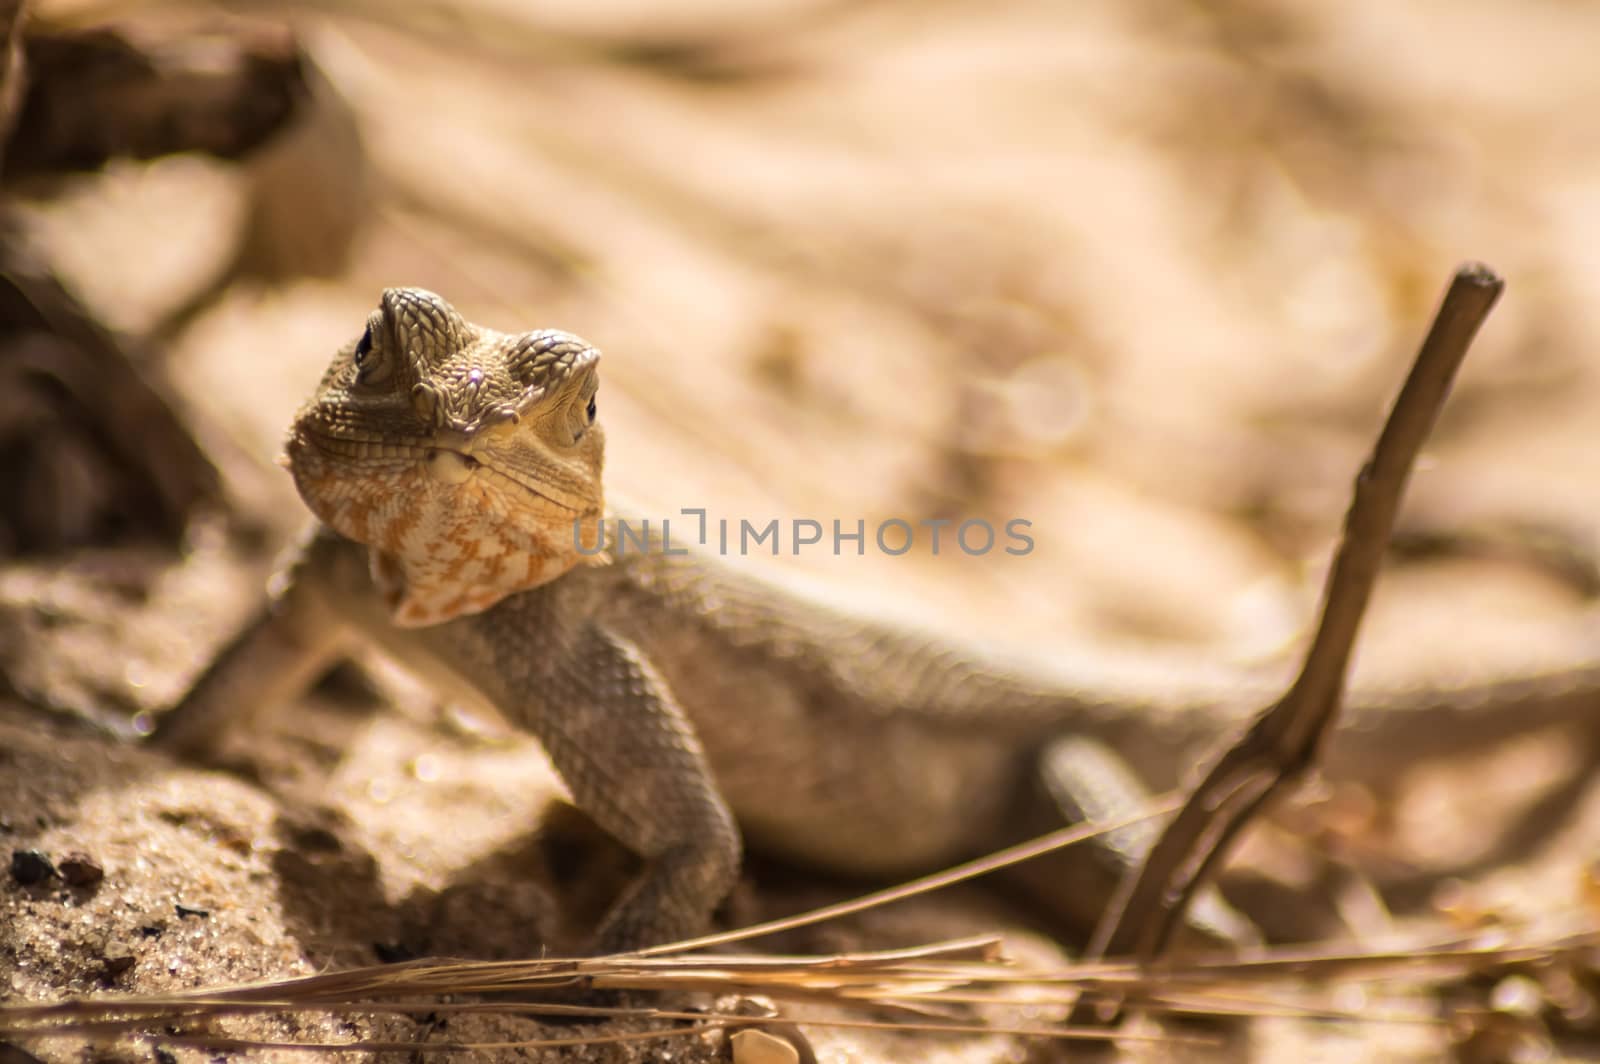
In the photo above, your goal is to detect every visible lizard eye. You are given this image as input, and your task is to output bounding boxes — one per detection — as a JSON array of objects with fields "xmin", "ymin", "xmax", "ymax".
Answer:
[
  {"xmin": 586, "ymin": 394, "xmax": 597, "ymax": 423},
  {"xmin": 352, "ymin": 314, "xmax": 394, "ymax": 386}
]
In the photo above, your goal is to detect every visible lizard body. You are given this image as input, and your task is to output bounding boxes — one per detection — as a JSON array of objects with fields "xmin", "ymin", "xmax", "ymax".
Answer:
[{"xmin": 155, "ymin": 289, "xmax": 1600, "ymax": 954}]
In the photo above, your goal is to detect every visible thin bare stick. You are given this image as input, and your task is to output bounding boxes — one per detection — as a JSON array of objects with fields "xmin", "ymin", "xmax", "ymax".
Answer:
[{"xmin": 1087, "ymin": 264, "xmax": 1505, "ymax": 966}]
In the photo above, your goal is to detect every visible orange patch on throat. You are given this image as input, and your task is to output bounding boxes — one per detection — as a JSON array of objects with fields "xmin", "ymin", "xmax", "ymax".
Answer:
[
  {"xmin": 387, "ymin": 546, "xmax": 575, "ymax": 626},
  {"xmin": 306, "ymin": 465, "xmax": 597, "ymax": 627}
]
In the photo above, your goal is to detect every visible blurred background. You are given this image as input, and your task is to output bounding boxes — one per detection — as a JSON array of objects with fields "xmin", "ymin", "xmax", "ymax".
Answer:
[{"xmin": 0, "ymin": 0, "xmax": 1595, "ymax": 717}]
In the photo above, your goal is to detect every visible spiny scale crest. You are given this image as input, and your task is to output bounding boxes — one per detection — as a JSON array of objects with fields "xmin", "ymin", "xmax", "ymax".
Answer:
[{"xmin": 287, "ymin": 288, "xmax": 607, "ymax": 626}]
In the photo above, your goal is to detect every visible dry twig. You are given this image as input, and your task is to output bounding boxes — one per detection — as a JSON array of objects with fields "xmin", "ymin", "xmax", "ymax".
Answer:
[{"xmin": 1088, "ymin": 263, "xmax": 1507, "ymax": 968}]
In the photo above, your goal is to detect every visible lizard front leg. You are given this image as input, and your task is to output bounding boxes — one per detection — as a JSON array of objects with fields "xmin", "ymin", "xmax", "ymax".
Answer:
[
  {"xmin": 152, "ymin": 526, "xmax": 353, "ymax": 757},
  {"xmin": 157, "ymin": 521, "xmax": 740, "ymax": 955},
  {"xmin": 422, "ymin": 604, "xmax": 743, "ymax": 954}
]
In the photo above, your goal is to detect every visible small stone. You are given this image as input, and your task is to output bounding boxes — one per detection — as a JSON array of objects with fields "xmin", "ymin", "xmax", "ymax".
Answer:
[
  {"xmin": 58, "ymin": 852, "xmax": 104, "ymax": 888},
  {"xmin": 373, "ymin": 941, "xmax": 416, "ymax": 964},
  {"xmin": 1489, "ymin": 973, "xmax": 1545, "ymax": 1018},
  {"xmin": 730, "ymin": 1029, "xmax": 800, "ymax": 1064},
  {"xmin": 98, "ymin": 947, "xmax": 136, "ymax": 982},
  {"xmin": 9, "ymin": 850, "xmax": 56, "ymax": 885}
]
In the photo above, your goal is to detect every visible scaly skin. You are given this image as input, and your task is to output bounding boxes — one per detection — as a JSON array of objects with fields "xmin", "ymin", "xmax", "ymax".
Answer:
[{"xmin": 155, "ymin": 289, "xmax": 1600, "ymax": 954}]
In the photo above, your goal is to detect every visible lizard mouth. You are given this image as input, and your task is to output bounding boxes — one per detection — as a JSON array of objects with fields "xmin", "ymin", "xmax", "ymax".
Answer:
[
  {"xmin": 424, "ymin": 443, "xmax": 590, "ymax": 516},
  {"xmin": 424, "ymin": 446, "xmax": 479, "ymax": 485}
]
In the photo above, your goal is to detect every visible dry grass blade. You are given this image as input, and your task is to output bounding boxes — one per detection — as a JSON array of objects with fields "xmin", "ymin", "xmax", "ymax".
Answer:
[
  {"xmin": 635, "ymin": 791, "xmax": 1184, "ymax": 957},
  {"xmin": 0, "ymin": 795, "xmax": 1175, "ymax": 1049},
  {"xmin": 2, "ymin": 896, "xmax": 1593, "ymax": 1054}
]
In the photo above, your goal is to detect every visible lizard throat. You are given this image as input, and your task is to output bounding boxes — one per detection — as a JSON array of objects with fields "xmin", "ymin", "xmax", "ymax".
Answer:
[{"xmin": 293, "ymin": 460, "xmax": 605, "ymax": 626}]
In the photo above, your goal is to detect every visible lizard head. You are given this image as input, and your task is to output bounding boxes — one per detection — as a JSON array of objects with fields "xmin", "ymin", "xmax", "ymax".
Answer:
[{"xmin": 286, "ymin": 288, "xmax": 607, "ymax": 626}]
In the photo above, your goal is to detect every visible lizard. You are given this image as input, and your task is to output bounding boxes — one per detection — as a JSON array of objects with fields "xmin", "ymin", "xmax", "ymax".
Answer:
[{"xmin": 151, "ymin": 287, "xmax": 1600, "ymax": 957}]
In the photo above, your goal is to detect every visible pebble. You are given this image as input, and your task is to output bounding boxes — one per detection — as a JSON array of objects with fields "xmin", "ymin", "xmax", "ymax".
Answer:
[
  {"xmin": 9, "ymin": 849, "xmax": 56, "ymax": 885},
  {"xmin": 730, "ymin": 1029, "xmax": 801, "ymax": 1064},
  {"xmin": 58, "ymin": 851, "xmax": 104, "ymax": 888}
]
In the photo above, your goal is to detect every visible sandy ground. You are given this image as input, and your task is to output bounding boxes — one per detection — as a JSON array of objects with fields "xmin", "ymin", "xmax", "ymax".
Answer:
[{"xmin": 5, "ymin": 1, "xmax": 1600, "ymax": 1060}]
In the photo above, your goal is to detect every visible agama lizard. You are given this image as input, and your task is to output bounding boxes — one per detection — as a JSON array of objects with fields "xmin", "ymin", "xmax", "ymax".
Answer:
[{"xmin": 152, "ymin": 288, "xmax": 1600, "ymax": 956}]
